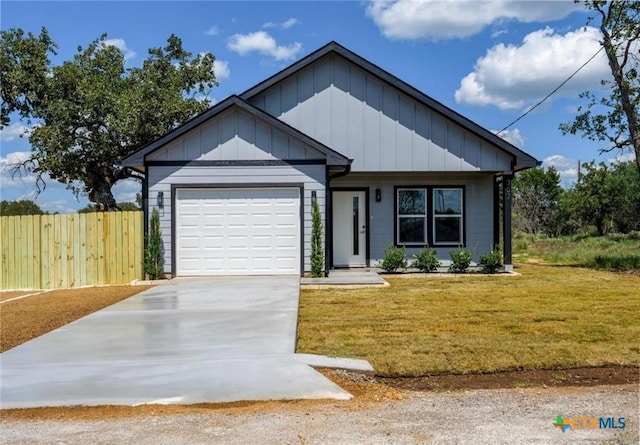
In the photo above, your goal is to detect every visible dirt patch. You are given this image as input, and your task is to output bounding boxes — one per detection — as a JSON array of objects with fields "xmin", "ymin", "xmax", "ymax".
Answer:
[
  {"xmin": 381, "ymin": 366, "xmax": 639, "ymax": 391},
  {"xmin": 0, "ymin": 285, "xmax": 153, "ymax": 352},
  {"xmin": 0, "ymin": 291, "xmax": 36, "ymax": 302}
]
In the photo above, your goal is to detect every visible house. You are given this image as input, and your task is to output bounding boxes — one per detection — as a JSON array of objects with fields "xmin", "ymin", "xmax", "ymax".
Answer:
[{"xmin": 122, "ymin": 42, "xmax": 539, "ymax": 277}]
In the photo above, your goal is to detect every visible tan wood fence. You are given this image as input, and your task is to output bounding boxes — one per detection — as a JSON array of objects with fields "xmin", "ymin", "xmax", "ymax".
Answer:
[{"xmin": 0, "ymin": 211, "xmax": 144, "ymax": 290}]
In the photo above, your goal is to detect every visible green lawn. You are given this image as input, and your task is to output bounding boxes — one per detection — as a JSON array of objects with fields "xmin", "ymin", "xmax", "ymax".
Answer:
[{"xmin": 296, "ymin": 263, "xmax": 640, "ymax": 377}]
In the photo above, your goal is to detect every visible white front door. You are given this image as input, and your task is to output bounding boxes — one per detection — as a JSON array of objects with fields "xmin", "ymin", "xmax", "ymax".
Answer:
[{"xmin": 332, "ymin": 190, "xmax": 367, "ymax": 267}]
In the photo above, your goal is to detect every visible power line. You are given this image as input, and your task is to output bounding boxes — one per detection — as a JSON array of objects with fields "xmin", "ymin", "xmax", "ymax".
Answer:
[{"xmin": 497, "ymin": 45, "xmax": 605, "ymax": 135}]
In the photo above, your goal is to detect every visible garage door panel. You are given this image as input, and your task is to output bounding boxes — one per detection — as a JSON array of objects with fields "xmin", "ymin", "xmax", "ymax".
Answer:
[{"xmin": 176, "ymin": 187, "xmax": 300, "ymax": 276}]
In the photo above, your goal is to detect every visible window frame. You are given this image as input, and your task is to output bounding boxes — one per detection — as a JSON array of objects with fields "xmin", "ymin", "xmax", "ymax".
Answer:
[
  {"xmin": 432, "ymin": 187, "xmax": 464, "ymax": 246},
  {"xmin": 394, "ymin": 185, "xmax": 466, "ymax": 248},
  {"xmin": 396, "ymin": 188, "xmax": 428, "ymax": 246}
]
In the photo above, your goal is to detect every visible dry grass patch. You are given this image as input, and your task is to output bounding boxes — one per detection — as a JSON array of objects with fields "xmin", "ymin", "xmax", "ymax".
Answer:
[
  {"xmin": 1, "ymin": 285, "xmax": 153, "ymax": 352},
  {"xmin": 297, "ymin": 263, "xmax": 640, "ymax": 377}
]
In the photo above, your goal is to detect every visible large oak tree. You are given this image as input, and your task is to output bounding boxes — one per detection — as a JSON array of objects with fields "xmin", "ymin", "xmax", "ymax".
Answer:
[
  {"xmin": 560, "ymin": 1, "xmax": 640, "ymax": 174},
  {"xmin": 1, "ymin": 28, "xmax": 217, "ymax": 210}
]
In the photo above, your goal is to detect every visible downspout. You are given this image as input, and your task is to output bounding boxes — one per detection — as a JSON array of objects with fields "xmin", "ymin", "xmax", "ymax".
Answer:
[{"xmin": 325, "ymin": 162, "xmax": 352, "ymax": 274}]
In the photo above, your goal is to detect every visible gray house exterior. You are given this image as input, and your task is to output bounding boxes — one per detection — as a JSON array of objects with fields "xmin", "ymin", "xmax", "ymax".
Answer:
[{"xmin": 123, "ymin": 42, "xmax": 539, "ymax": 276}]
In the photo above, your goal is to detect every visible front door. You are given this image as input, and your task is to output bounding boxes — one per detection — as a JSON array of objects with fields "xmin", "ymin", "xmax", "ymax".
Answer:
[{"xmin": 332, "ymin": 190, "xmax": 367, "ymax": 267}]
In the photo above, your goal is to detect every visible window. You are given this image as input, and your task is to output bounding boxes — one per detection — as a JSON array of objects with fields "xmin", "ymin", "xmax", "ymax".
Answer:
[
  {"xmin": 433, "ymin": 188, "xmax": 463, "ymax": 245},
  {"xmin": 397, "ymin": 189, "xmax": 426, "ymax": 244},
  {"xmin": 395, "ymin": 187, "xmax": 464, "ymax": 246}
]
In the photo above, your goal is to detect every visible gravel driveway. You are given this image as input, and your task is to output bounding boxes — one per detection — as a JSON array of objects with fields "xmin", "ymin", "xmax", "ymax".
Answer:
[{"xmin": 2, "ymin": 385, "xmax": 637, "ymax": 444}]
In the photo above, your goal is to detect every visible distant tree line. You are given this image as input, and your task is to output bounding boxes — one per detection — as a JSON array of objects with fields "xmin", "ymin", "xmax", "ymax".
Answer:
[
  {"xmin": 0, "ymin": 199, "xmax": 140, "ymax": 216},
  {"xmin": 512, "ymin": 160, "xmax": 640, "ymax": 237}
]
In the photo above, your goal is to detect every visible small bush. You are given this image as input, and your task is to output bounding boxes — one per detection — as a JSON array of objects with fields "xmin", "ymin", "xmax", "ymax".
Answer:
[
  {"xmin": 144, "ymin": 207, "xmax": 164, "ymax": 280},
  {"xmin": 448, "ymin": 247, "xmax": 472, "ymax": 273},
  {"xmin": 479, "ymin": 250, "xmax": 502, "ymax": 274},
  {"xmin": 413, "ymin": 247, "xmax": 440, "ymax": 272},
  {"xmin": 380, "ymin": 244, "xmax": 407, "ymax": 273},
  {"xmin": 310, "ymin": 197, "xmax": 324, "ymax": 277},
  {"xmin": 591, "ymin": 254, "xmax": 640, "ymax": 271}
]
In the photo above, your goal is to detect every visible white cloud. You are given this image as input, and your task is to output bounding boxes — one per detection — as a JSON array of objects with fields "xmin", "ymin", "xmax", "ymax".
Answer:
[
  {"xmin": 263, "ymin": 18, "xmax": 300, "ymax": 29},
  {"xmin": 213, "ymin": 60, "xmax": 230, "ymax": 82},
  {"xmin": 0, "ymin": 123, "xmax": 31, "ymax": 142},
  {"xmin": 204, "ymin": 25, "xmax": 220, "ymax": 36},
  {"xmin": 542, "ymin": 154, "xmax": 579, "ymax": 184},
  {"xmin": 102, "ymin": 38, "xmax": 136, "ymax": 60},
  {"xmin": 0, "ymin": 151, "xmax": 37, "ymax": 188},
  {"xmin": 38, "ymin": 199, "xmax": 77, "ymax": 214},
  {"xmin": 365, "ymin": 0, "xmax": 581, "ymax": 40},
  {"xmin": 493, "ymin": 128, "xmax": 525, "ymax": 148},
  {"xmin": 455, "ymin": 27, "xmax": 608, "ymax": 110},
  {"xmin": 112, "ymin": 178, "xmax": 141, "ymax": 204},
  {"xmin": 227, "ymin": 31, "xmax": 302, "ymax": 61}
]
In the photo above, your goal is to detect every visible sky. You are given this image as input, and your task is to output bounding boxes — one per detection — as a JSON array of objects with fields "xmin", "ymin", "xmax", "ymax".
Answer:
[{"xmin": 0, "ymin": 0, "xmax": 633, "ymax": 213}]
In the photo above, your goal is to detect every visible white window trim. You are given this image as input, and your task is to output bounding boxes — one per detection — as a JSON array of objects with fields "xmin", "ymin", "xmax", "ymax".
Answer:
[
  {"xmin": 397, "ymin": 188, "xmax": 427, "ymax": 245},
  {"xmin": 432, "ymin": 188, "xmax": 463, "ymax": 246}
]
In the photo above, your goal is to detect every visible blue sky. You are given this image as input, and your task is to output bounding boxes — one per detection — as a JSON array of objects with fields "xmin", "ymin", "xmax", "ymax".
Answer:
[{"xmin": 0, "ymin": 0, "xmax": 630, "ymax": 213}]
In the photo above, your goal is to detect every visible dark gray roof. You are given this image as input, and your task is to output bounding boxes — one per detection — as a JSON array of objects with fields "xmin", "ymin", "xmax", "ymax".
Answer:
[
  {"xmin": 241, "ymin": 41, "xmax": 539, "ymax": 170},
  {"xmin": 121, "ymin": 95, "xmax": 351, "ymax": 167}
]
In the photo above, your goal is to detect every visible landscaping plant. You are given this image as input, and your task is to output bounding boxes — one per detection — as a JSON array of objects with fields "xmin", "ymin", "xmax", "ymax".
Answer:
[
  {"xmin": 379, "ymin": 244, "xmax": 407, "ymax": 273},
  {"xmin": 413, "ymin": 246, "xmax": 440, "ymax": 272},
  {"xmin": 144, "ymin": 207, "xmax": 163, "ymax": 280},
  {"xmin": 310, "ymin": 196, "xmax": 324, "ymax": 277},
  {"xmin": 478, "ymin": 249, "xmax": 502, "ymax": 274},
  {"xmin": 448, "ymin": 247, "xmax": 472, "ymax": 273}
]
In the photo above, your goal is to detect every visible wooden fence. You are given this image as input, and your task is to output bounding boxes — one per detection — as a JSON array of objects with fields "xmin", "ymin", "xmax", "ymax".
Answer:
[{"xmin": 0, "ymin": 211, "xmax": 144, "ymax": 290}]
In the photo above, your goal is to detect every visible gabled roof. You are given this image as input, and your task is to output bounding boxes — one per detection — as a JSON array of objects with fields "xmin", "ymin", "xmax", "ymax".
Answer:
[
  {"xmin": 241, "ymin": 41, "xmax": 539, "ymax": 171},
  {"xmin": 121, "ymin": 95, "xmax": 351, "ymax": 167}
]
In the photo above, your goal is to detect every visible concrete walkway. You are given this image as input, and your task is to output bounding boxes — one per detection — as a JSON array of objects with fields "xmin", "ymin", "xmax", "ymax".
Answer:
[{"xmin": 0, "ymin": 277, "xmax": 356, "ymax": 409}]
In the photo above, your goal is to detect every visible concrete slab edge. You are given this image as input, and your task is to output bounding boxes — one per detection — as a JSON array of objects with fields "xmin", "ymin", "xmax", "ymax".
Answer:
[{"xmin": 295, "ymin": 353, "xmax": 375, "ymax": 375}]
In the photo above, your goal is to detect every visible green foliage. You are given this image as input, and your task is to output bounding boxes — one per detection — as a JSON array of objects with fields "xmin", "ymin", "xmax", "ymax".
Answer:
[
  {"xmin": 559, "ymin": 1, "xmax": 640, "ymax": 174},
  {"xmin": 379, "ymin": 244, "xmax": 407, "ymax": 273},
  {"xmin": 310, "ymin": 197, "xmax": 324, "ymax": 278},
  {"xmin": 0, "ymin": 199, "xmax": 45, "ymax": 216},
  {"xmin": 144, "ymin": 207, "xmax": 163, "ymax": 280},
  {"xmin": 412, "ymin": 247, "xmax": 440, "ymax": 272},
  {"xmin": 512, "ymin": 167, "xmax": 563, "ymax": 235},
  {"xmin": 1, "ymin": 28, "xmax": 218, "ymax": 210},
  {"xmin": 78, "ymin": 202, "xmax": 141, "ymax": 213},
  {"xmin": 591, "ymin": 254, "xmax": 640, "ymax": 271},
  {"xmin": 478, "ymin": 250, "xmax": 502, "ymax": 274},
  {"xmin": 448, "ymin": 247, "xmax": 472, "ymax": 273},
  {"xmin": 564, "ymin": 161, "xmax": 640, "ymax": 235}
]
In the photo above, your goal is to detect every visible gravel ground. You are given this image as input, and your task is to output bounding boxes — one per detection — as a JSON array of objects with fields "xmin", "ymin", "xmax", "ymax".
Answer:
[{"xmin": 2, "ymin": 385, "xmax": 637, "ymax": 444}]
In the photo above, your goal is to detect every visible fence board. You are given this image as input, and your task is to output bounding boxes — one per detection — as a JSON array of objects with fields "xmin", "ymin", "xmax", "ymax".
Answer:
[{"xmin": 0, "ymin": 211, "xmax": 144, "ymax": 290}]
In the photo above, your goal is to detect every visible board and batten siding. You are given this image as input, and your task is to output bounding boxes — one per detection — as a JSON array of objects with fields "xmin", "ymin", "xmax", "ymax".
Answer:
[
  {"xmin": 332, "ymin": 172, "xmax": 494, "ymax": 263},
  {"xmin": 148, "ymin": 164, "xmax": 325, "ymax": 274},
  {"xmin": 249, "ymin": 55, "xmax": 512, "ymax": 172},
  {"xmin": 147, "ymin": 108, "xmax": 325, "ymax": 162}
]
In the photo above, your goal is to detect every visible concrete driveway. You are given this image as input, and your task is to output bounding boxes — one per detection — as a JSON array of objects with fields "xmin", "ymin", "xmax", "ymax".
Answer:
[{"xmin": 0, "ymin": 277, "xmax": 353, "ymax": 409}]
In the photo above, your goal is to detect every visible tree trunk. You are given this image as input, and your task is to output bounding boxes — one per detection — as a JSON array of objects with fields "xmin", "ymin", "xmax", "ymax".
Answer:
[
  {"xmin": 88, "ymin": 178, "xmax": 118, "ymax": 211},
  {"xmin": 600, "ymin": 8, "xmax": 640, "ymax": 174}
]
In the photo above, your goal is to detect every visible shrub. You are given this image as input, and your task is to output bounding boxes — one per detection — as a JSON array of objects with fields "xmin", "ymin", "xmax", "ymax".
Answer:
[
  {"xmin": 592, "ymin": 254, "xmax": 640, "ymax": 271},
  {"xmin": 380, "ymin": 244, "xmax": 407, "ymax": 272},
  {"xmin": 448, "ymin": 247, "xmax": 472, "ymax": 273},
  {"xmin": 144, "ymin": 207, "xmax": 164, "ymax": 280},
  {"xmin": 478, "ymin": 250, "xmax": 502, "ymax": 274},
  {"xmin": 310, "ymin": 197, "xmax": 324, "ymax": 277},
  {"xmin": 413, "ymin": 247, "xmax": 440, "ymax": 272}
]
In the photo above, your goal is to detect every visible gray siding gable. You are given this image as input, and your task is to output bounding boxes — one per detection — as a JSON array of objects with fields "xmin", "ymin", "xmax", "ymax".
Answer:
[
  {"xmin": 122, "ymin": 96, "xmax": 350, "ymax": 168},
  {"xmin": 243, "ymin": 42, "xmax": 539, "ymax": 172}
]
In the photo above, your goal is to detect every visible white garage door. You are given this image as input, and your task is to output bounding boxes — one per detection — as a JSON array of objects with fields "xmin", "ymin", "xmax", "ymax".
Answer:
[{"xmin": 176, "ymin": 188, "xmax": 300, "ymax": 276}]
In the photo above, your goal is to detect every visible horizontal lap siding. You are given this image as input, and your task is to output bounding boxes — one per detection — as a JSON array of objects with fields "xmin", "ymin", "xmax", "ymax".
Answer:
[
  {"xmin": 148, "ymin": 165, "xmax": 325, "ymax": 274},
  {"xmin": 249, "ymin": 55, "xmax": 513, "ymax": 172},
  {"xmin": 332, "ymin": 173, "xmax": 494, "ymax": 263}
]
